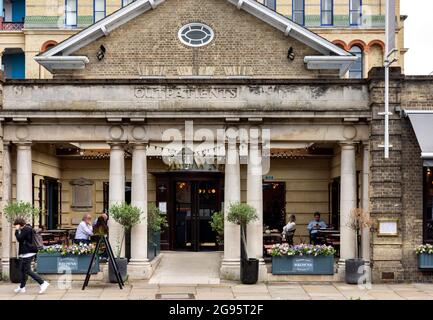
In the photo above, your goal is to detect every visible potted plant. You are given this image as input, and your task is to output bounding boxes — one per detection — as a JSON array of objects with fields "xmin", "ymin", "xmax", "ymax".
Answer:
[
  {"xmin": 108, "ymin": 202, "xmax": 142, "ymax": 283},
  {"xmin": 345, "ymin": 208, "xmax": 373, "ymax": 284},
  {"xmin": 37, "ymin": 243, "xmax": 99, "ymax": 274},
  {"xmin": 147, "ymin": 203, "xmax": 168, "ymax": 261},
  {"xmin": 416, "ymin": 244, "xmax": 433, "ymax": 269},
  {"xmin": 226, "ymin": 202, "xmax": 258, "ymax": 284},
  {"xmin": 209, "ymin": 211, "xmax": 224, "ymax": 250},
  {"xmin": 269, "ymin": 243, "xmax": 336, "ymax": 275},
  {"xmin": 3, "ymin": 201, "xmax": 39, "ymax": 283}
]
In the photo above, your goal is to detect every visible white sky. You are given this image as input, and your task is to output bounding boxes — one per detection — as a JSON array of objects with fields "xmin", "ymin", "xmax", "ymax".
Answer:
[{"xmin": 401, "ymin": 0, "xmax": 433, "ymax": 75}]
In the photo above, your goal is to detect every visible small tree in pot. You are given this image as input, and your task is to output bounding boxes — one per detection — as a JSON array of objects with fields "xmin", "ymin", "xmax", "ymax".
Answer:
[
  {"xmin": 345, "ymin": 208, "xmax": 373, "ymax": 284},
  {"xmin": 3, "ymin": 201, "xmax": 39, "ymax": 283},
  {"xmin": 227, "ymin": 202, "xmax": 258, "ymax": 284},
  {"xmin": 108, "ymin": 203, "xmax": 142, "ymax": 283},
  {"xmin": 147, "ymin": 203, "xmax": 168, "ymax": 260},
  {"xmin": 209, "ymin": 211, "xmax": 224, "ymax": 250}
]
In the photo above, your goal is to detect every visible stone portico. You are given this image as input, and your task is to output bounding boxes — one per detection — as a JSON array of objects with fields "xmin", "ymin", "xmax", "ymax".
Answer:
[
  {"xmin": 0, "ymin": 78, "xmax": 370, "ymax": 281},
  {"xmin": 0, "ymin": 0, "xmax": 432, "ymax": 284}
]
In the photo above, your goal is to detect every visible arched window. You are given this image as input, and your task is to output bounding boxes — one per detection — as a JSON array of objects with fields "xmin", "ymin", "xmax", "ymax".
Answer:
[{"xmin": 349, "ymin": 46, "xmax": 363, "ymax": 78}]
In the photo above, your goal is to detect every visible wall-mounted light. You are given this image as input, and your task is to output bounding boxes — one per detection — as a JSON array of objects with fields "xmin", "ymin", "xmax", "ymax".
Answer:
[
  {"xmin": 287, "ymin": 46, "xmax": 295, "ymax": 61},
  {"xmin": 96, "ymin": 45, "xmax": 106, "ymax": 61}
]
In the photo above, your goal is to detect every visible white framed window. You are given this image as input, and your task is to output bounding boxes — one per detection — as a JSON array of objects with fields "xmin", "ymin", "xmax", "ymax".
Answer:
[
  {"xmin": 292, "ymin": 0, "xmax": 305, "ymax": 26},
  {"xmin": 122, "ymin": 0, "xmax": 135, "ymax": 7},
  {"xmin": 65, "ymin": 0, "xmax": 77, "ymax": 27},
  {"xmin": 264, "ymin": 0, "xmax": 277, "ymax": 11},
  {"xmin": 321, "ymin": 0, "xmax": 333, "ymax": 26},
  {"xmin": 349, "ymin": 46, "xmax": 363, "ymax": 78},
  {"xmin": 178, "ymin": 23, "xmax": 214, "ymax": 47},
  {"xmin": 94, "ymin": 0, "xmax": 105, "ymax": 22},
  {"xmin": 349, "ymin": 0, "xmax": 362, "ymax": 26}
]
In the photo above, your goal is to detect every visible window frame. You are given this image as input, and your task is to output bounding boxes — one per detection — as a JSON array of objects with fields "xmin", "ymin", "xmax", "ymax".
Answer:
[
  {"xmin": 121, "ymin": 0, "xmax": 135, "ymax": 7},
  {"xmin": 264, "ymin": 0, "xmax": 277, "ymax": 11},
  {"xmin": 349, "ymin": 0, "xmax": 362, "ymax": 26},
  {"xmin": 292, "ymin": 0, "xmax": 305, "ymax": 26},
  {"xmin": 93, "ymin": 0, "xmax": 106, "ymax": 23},
  {"xmin": 348, "ymin": 46, "xmax": 363, "ymax": 78},
  {"xmin": 64, "ymin": 0, "xmax": 78, "ymax": 27},
  {"xmin": 423, "ymin": 167, "xmax": 433, "ymax": 244},
  {"xmin": 320, "ymin": 0, "xmax": 333, "ymax": 26}
]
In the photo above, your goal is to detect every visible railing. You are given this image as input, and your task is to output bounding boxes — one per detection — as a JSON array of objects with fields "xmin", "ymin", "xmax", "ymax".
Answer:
[{"xmin": 0, "ymin": 22, "xmax": 24, "ymax": 31}]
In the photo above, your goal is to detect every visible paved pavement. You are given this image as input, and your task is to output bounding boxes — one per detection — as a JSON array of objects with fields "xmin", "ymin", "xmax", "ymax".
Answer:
[
  {"xmin": 149, "ymin": 251, "xmax": 221, "ymax": 285},
  {"xmin": 2, "ymin": 281, "xmax": 433, "ymax": 300}
]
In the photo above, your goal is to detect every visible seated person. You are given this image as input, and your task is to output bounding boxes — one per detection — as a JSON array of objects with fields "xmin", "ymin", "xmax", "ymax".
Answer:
[
  {"xmin": 74, "ymin": 214, "xmax": 93, "ymax": 245},
  {"xmin": 93, "ymin": 214, "xmax": 109, "ymax": 236},
  {"xmin": 307, "ymin": 212, "xmax": 327, "ymax": 245},
  {"xmin": 282, "ymin": 214, "xmax": 296, "ymax": 245}
]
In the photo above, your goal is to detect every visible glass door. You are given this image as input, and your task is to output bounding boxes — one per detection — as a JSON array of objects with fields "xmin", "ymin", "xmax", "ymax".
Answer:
[{"xmin": 174, "ymin": 179, "xmax": 220, "ymax": 251}]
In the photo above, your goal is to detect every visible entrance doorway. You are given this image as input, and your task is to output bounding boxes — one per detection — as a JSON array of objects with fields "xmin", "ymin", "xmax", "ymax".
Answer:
[
  {"xmin": 155, "ymin": 172, "xmax": 223, "ymax": 251},
  {"xmin": 36, "ymin": 177, "xmax": 62, "ymax": 229},
  {"xmin": 263, "ymin": 182, "xmax": 286, "ymax": 231}
]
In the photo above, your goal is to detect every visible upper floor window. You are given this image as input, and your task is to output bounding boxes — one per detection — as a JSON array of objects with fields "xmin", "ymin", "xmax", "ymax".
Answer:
[
  {"xmin": 94, "ymin": 0, "xmax": 106, "ymax": 22},
  {"xmin": 321, "ymin": 0, "xmax": 333, "ymax": 26},
  {"xmin": 122, "ymin": 0, "xmax": 135, "ymax": 7},
  {"xmin": 264, "ymin": 0, "xmax": 277, "ymax": 11},
  {"xmin": 349, "ymin": 46, "xmax": 363, "ymax": 78},
  {"xmin": 292, "ymin": 0, "xmax": 305, "ymax": 26},
  {"xmin": 349, "ymin": 0, "xmax": 362, "ymax": 26},
  {"xmin": 65, "ymin": 0, "xmax": 77, "ymax": 27}
]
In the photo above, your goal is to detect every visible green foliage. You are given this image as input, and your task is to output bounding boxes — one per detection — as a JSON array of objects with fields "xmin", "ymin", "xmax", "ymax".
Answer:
[
  {"xmin": 109, "ymin": 203, "xmax": 142, "ymax": 231},
  {"xmin": 209, "ymin": 211, "xmax": 224, "ymax": 244},
  {"xmin": 109, "ymin": 203, "xmax": 142, "ymax": 257},
  {"xmin": 148, "ymin": 203, "xmax": 168, "ymax": 233},
  {"xmin": 227, "ymin": 202, "xmax": 258, "ymax": 227},
  {"xmin": 3, "ymin": 201, "xmax": 39, "ymax": 224}
]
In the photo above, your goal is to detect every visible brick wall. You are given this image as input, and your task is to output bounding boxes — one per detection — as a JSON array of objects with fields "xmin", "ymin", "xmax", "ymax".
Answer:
[
  {"xmin": 369, "ymin": 68, "xmax": 433, "ymax": 282},
  {"xmin": 62, "ymin": 0, "xmax": 330, "ymax": 79}
]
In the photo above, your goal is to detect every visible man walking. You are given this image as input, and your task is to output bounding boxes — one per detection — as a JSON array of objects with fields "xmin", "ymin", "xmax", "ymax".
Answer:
[{"xmin": 14, "ymin": 218, "xmax": 50, "ymax": 294}]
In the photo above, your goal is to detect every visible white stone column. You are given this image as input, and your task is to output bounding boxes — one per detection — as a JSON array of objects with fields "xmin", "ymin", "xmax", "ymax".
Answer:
[
  {"xmin": 129, "ymin": 143, "xmax": 153, "ymax": 279},
  {"xmin": 361, "ymin": 142, "xmax": 371, "ymax": 274},
  {"xmin": 16, "ymin": 143, "xmax": 33, "ymax": 203},
  {"xmin": 1, "ymin": 143, "xmax": 12, "ymax": 278},
  {"xmin": 108, "ymin": 143, "xmax": 125, "ymax": 257},
  {"xmin": 338, "ymin": 143, "xmax": 357, "ymax": 278},
  {"xmin": 220, "ymin": 136, "xmax": 241, "ymax": 280},
  {"xmin": 246, "ymin": 136, "xmax": 267, "ymax": 281}
]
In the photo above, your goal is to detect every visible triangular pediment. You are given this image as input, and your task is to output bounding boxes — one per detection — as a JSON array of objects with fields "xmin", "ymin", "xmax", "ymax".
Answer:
[{"xmin": 35, "ymin": 0, "xmax": 356, "ymax": 77}]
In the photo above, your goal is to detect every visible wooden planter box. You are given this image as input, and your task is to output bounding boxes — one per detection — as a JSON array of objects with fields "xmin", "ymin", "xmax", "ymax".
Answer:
[
  {"xmin": 418, "ymin": 253, "xmax": 433, "ymax": 270},
  {"xmin": 147, "ymin": 231, "xmax": 161, "ymax": 262},
  {"xmin": 272, "ymin": 255, "xmax": 335, "ymax": 275},
  {"xmin": 36, "ymin": 253, "xmax": 99, "ymax": 274}
]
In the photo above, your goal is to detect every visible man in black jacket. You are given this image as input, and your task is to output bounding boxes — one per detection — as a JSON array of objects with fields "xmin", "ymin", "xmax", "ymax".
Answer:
[{"xmin": 14, "ymin": 218, "xmax": 49, "ymax": 294}]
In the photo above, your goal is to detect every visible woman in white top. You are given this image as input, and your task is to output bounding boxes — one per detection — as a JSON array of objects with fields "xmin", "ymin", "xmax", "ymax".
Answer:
[{"xmin": 282, "ymin": 215, "xmax": 296, "ymax": 245}]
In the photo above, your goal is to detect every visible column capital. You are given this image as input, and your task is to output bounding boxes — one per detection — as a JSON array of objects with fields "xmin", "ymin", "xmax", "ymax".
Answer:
[
  {"xmin": 108, "ymin": 142, "xmax": 126, "ymax": 149},
  {"xmin": 339, "ymin": 142, "xmax": 356, "ymax": 150},
  {"xmin": 15, "ymin": 142, "xmax": 32, "ymax": 149},
  {"xmin": 130, "ymin": 141, "xmax": 149, "ymax": 150}
]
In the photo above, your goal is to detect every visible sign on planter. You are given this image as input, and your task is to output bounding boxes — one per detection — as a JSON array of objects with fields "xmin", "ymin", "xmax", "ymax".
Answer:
[
  {"xmin": 57, "ymin": 257, "xmax": 79, "ymax": 272},
  {"xmin": 292, "ymin": 258, "xmax": 314, "ymax": 273}
]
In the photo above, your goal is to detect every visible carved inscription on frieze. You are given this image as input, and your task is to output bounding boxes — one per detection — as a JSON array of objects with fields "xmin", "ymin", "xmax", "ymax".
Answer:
[{"xmin": 134, "ymin": 86, "xmax": 239, "ymax": 100}]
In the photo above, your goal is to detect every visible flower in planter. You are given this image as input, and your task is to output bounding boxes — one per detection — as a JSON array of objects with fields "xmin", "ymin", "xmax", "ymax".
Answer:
[
  {"xmin": 39, "ymin": 243, "xmax": 96, "ymax": 256},
  {"xmin": 269, "ymin": 243, "xmax": 336, "ymax": 257},
  {"xmin": 415, "ymin": 244, "xmax": 433, "ymax": 255}
]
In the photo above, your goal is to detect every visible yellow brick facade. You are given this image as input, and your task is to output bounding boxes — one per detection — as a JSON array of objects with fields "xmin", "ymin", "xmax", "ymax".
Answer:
[{"xmin": 0, "ymin": 0, "xmax": 405, "ymax": 79}]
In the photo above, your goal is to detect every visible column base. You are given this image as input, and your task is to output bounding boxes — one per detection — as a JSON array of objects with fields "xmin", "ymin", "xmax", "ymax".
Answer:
[
  {"xmin": 128, "ymin": 259, "xmax": 154, "ymax": 280},
  {"xmin": 1, "ymin": 260, "xmax": 10, "ymax": 280},
  {"xmin": 337, "ymin": 259, "xmax": 346, "ymax": 282},
  {"xmin": 220, "ymin": 258, "xmax": 267, "ymax": 282}
]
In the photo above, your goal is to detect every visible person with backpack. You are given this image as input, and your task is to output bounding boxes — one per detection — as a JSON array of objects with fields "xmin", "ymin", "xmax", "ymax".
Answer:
[{"xmin": 13, "ymin": 218, "xmax": 49, "ymax": 294}]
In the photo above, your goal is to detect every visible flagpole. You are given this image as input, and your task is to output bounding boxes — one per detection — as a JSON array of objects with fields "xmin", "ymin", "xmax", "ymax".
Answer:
[{"xmin": 382, "ymin": 0, "xmax": 396, "ymax": 159}]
